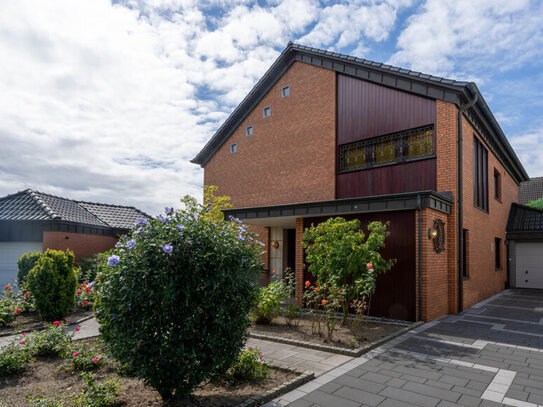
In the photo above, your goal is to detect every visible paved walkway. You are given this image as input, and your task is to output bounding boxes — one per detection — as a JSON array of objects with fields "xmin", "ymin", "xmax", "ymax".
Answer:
[{"xmin": 266, "ymin": 289, "xmax": 543, "ymax": 407}]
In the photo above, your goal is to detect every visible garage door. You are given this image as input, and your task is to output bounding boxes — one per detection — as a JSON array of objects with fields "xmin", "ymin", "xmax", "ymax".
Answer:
[
  {"xmin": 516, "ymin": 242, "xmax": 543, "ymax": 289},
  {"xmin": 0, "ymin": 242, "xmax": 43, "ymax": 288}
]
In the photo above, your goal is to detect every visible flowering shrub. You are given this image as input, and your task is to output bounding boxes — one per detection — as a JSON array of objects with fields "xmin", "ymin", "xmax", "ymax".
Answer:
[
  {"xmin": 225, "ymin": 347, "xmax": 269, "ymax": 384},
  {"xmin": 27, "ymin": 249, "xmax": 77, "ymax": 321},
  {"xmin": 0, "ymin": 338, "xmax": 32, "ymax": 377},
  {"xmin": 26, "ymin": 323, "xmax": 73, "ymax": 358},
  {"xmin": 302, "ymin": 218, "xmax": 395, "ymax": 321},
  {"xmin": 75, "ymin": 281, "xmax": 96, "ymax": 309},
  {"xmin": 17, "ymin": 251, "xmax": 42, "ymax": 285},
  {"xmin": 96, "ymin": 196, "xmax": 263, "ymax": 402},
  {"xmin": 70, "ymin": 341, "xmax": 104, "ymax": 371},
  {"xmin": 252, "ymin": 280, "xmax": 289, "ymax": 324},
  {"xmin": 74, "ymin": 373, "xmax": 119, "ymax": 407}
]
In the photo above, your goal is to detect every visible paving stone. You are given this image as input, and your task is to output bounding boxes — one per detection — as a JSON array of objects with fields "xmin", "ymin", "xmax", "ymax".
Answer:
[
  {"xmin": 334, "ymin": 375, "xmax": 385, "ymax": 393},
  {"xmin": 466, "ymin": 380, "xmax": 489, "ymax": 391},
  {"xmin": 457, "ymin": 394, "xmax": 483, "ymax": 406},
  {"xmin": 302, "ymin": 390, "xmax": 361, "ymax": 407},
  {"xmin": 528, "ymin": 392, "xmax": 543, "ymax": 405},
  {"xmin": 379, "ymin": 386, "xmax": 440, "ymax": 407},
  {"xmin": 451, "ymin": 384, "xmax": 483, "ymax": 397},
  {"xmin": 402, "ymin": 381, "xmax": 461, "ymax": 403},
  {"xmin": 439, "ymin": 374, "xmax": 469, "ymax": 387},
  {"xmin": 333, "ymin": 386, "xmax": 385, "ymax": 407},
  {"xmin": 360, "ymin": 371, "xmax": 391, "ymax": 384},
  {"xmin": 386, "ymin": 378, "xmax": 407, "ymax": 388},
  {"xmin": 287, "ymin": 399, "xmax": 313, "ymax": 407},
  {"xmin": 378, "ymin": 398, "xmax": 420, "ymax": 407},
  {"xmin": 319, "ymin": 381, "xmax": 343, "ymax": 394},
  {"xmin": 505, "ymin": 388, "xmax": 529, "ymax": 401}
]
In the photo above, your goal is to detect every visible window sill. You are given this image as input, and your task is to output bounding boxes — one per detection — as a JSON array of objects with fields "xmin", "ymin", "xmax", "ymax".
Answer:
[
  {"xmin": 495, "ymin": 267, "xmax": 503, "ymax": 271},
  {"xmin": 494, "ymin": 197, "xmax": 502, "ymax": 204},
  {"xmin": 474, "ymin": 205, "xmax": 489, "ymax": 215},
  {"xmin": 337, "ymin": 155, "xmax": 436, "ymax": 175}
]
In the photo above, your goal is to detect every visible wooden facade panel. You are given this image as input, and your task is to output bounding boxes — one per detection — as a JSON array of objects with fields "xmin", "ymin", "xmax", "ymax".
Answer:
[
  {"xmin": 337, "ymin": 158, "xmax": 437, "ymax": 198},
  {"xmin": 303, "ymin": 210, "xmax": 416, "ymax": 321},
  {"xmin": 337, "ymin": 74, "xmax": 436, "ymax": 144}
]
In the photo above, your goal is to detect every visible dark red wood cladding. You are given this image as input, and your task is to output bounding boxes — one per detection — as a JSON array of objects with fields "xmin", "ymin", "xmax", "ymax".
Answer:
[
  {"xmin": 303, "ymin": 210, "xmax": 416, "ymax": 321},
  {"xmin": 337, "ymin": 74, "xmax": 436, "ymax": 144},
  {"xmin": 337, "ymin": 158, "xmax": 437, "ymax": 198}
]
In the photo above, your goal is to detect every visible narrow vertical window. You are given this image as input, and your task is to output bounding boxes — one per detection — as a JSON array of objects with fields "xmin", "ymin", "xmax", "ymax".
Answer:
[
  {"xmin": 230, "ymin": 143, "xmax": 237, "ymax": 153},
  {"xmin": 281, "ymin": 85, "xmax": 290, "ymax": 97},
  {"xmin": 246, "ymin": 125, "xmax": 253, "ymax": 136},
  {"xmin": 494, "ymin": 168, "xmax": 501, "ymax": 200},
  {"xmin": 463, "ymin": 229, "xmax": 469, "ymax": 278},
  {"xmin": 263, "ymin": 106, "xmax": 271, "ymax": 117},
  {"xmin": 473, "ymin": 136, "xmax": 488, "ymax": 211},
  {"xmin": 495, "ymin": 238, "xmax": 501, "ymax": 269}
]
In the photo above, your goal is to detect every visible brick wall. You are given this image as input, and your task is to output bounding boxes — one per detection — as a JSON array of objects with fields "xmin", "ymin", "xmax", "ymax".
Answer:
[
  {"xmin": 204, "ymin": 61, "xmax": 336, "ymax": 208},
  {"xmin": 461, "ymin": 117, "xmax": 518, "ymax": 309},
  {"xmin": 42, "ymin": 231, "xmax": 118, "ymax": 264}
]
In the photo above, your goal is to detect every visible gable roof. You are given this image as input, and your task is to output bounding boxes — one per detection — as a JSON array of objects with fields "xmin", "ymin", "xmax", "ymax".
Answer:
[
  {"xmin": 0, "ymin": 189, "xmax": 149, "ymax": 230},
  {"xmin": 519, "ymin": 177, "xmax": 543, "ymax": 205},
  {"xmin": 191, "ymin": 42, "xmax": 528, "ymax": 184},
  {"xmin": 507, "ymin": 203, "xmax": 543, "ymax": 232}
]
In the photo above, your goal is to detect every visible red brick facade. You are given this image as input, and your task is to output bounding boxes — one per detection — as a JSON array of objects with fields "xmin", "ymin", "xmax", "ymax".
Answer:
[
  {"xmin": 43, "ymin": 231, "xmax": 118, "ymax": 263},
  {"xmin": 204, "ymin": 62, "xmax": 336, "ymax": 208}
]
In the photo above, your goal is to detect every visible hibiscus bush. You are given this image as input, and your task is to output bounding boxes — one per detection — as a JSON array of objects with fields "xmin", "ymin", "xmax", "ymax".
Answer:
[
  {"xmin": 96, "ymin": 199, "xmax": 263, "ymax": 403},
  {"xmin": 27, "ymin": 249, "xmax": 77, "ymax": 321}
]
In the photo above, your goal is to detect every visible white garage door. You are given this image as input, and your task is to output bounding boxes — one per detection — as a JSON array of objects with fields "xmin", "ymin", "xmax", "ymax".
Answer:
[
  {"xmin": 516, "ymin": 242, "xmax": 543, "ymax": 289},
  {"xmin": 0, "ymin": 242, "xmax": 43, "ymax": 288}
]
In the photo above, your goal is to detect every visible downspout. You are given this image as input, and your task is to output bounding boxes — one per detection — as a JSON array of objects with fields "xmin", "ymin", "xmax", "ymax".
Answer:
[
  {"xmin": 417, "ymin": 194, "xmax": 423, "ymax": 321},
  {"xmin": 457, "ymin": 91, "xmax": 478, "ymax": 314}
]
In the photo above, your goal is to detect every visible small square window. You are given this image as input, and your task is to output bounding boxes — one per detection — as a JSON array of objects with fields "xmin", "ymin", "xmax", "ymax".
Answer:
[
  {"xmin": 246, "ymin": 125, "xmax": 253, "ymax": 136},
  {"xmin": 230, "ymin": 143, "xmax": 237, "ymax": 153},
  {"xmin": 281, "ymin": 85, "xmax": 290, "ymax": 97},
  {"xmin": 263, "ymin": 106, "xmax": 271, "ymax": 118}
]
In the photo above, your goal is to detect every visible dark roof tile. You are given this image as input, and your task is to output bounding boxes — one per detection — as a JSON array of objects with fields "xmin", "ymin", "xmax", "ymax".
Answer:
[
  {"xmin": 507, "ymin": 203, "xmax": 543, "ymax": 232},
  {"xmin": 519, "ymin": 177, "xmax": 543, "ymax": 204}
]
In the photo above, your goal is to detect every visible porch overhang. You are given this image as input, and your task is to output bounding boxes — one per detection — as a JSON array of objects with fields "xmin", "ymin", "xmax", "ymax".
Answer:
[{"xmin": 223, "ymin": 190, "xmax": 453, "ymax": 228}]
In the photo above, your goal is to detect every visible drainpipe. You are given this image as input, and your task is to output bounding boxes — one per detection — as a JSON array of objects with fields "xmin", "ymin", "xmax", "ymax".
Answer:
[
  {"xmin": 457, "ymin": 91, "xmax": 478, "ymax": 314},
  {"xmin": 417, "ymin": 194, "xmax": 422, "ymax": 321}
]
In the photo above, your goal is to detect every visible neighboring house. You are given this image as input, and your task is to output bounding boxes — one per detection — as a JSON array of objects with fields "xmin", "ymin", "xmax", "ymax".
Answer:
[
  {"xmin": 519, "ymin": 177, "xmax": 543, "ymax": 205},
  {"xmin": 0, "ymin": 189, "xmax": 148, "ymax": 287},
  {"xmin": 192, "ymin": 42, "xmax": 529, "ymax": 322}
]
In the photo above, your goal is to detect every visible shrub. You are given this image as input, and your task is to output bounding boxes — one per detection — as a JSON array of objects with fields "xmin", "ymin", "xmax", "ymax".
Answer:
[
  {"xmin": 75, "ymin": 281, "xmax": 96, "ymax": 309},
  {"xmin": 77, "ymin": 253, "xmax": 108, "ymax": 285},
  {"xmin": 27, "ymin": 323, "xmax": 73, "ymax": 357},
  {"xmin": 302, "ymin": 218, "xmax": 395, "ymax": 320},
  {"xmin": 70, "ymin": 342, "xmax": 104, "ymax": 371},
  {"xmin": 527, "ymin": 197, "xmax": 543, "ymax": 210},
  {"xmin": 283, "ymin": 305, "xmax": 301, "ymax": 327},
  {"xmin": 0, "ymin": 284, "xmax": 18, "ymax": 325},
  {"xmin": 252, "ymin": 280, "xmax": 289, "ymax": 324},
  {"xmin": 96, "ymin": 195, "xmax": 263, "ymax": 402},
  {"xmin": 28, "ymin": 395, "xmax": 64, "ymax": 407},
  {"xmin": 27, "ymin": 249, "xmax": 77, "ymax": 321},
  {"xmin": 0, "ymin": 340, "xmax": 32, "ymax": 377},
  {"xmin": 17, "ymin": 251, "xmax": 42, "ymax": 285},
  {"xmin": 74, "ymin": 373, "xmax": 119, "ymax": 407},
  {"xmin": 225, "ymin": 347, "xmax": 269, "ymax": 384}
]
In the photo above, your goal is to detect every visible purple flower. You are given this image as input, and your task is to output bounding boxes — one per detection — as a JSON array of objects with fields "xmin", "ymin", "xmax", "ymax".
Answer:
[
  {"xmin": 238, "ymin": 235, "xmax": 245, "ymax": 241},
  {"xmin": 165, "ymin": 207, "xmax": 173, "ymax": 215},
  {"xmin": 162, "ymin": 244, "xmax": 173, "ymax": 254},
  {"xmin": 126, "ymin": 239, "xmax": 136, "ymax": 249},
  {"xmin": 86, "ymin": 282, "xmax": 95, "ymax": 288},
  {"xmin": 157, "ymin": 215, "xmax": 168, "ymax": 223},
  {"xmin": 257, "ymin": 241, "xmax": 265, "ymax": 247},
  {"xmin": 177, "ymin": 224, "xmax": 185, "ymax": 231},
  {"xmin": 187, "ymin": 240, "xmax": 193, "ymax": 244},
  {"xmin": 108, "ymin": 255, "xmax": 120, "ymax": 267},
  {"xmin": 115, "ymin": 242, "xmax": 122, "ymax": 248},
  {"xmin": 242, "ymin": 259, "xmax": 248, "ymax": 263},
  {"xmin": 136, "ymin": 218, "xmax": 149, "ymax": 226}
]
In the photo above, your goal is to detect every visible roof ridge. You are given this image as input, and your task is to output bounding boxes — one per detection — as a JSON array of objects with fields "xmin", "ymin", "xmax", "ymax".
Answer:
[
  {"xmin": 26, "ymin": 189, "xmax": 61, "ymax": 219},
  {"xmin": 75, "ymin": 201, "xmax": 113, "ymax": 227},
  {"xmin": 512, "ymin": 202, "xmax": 543, "ymax": 213}
]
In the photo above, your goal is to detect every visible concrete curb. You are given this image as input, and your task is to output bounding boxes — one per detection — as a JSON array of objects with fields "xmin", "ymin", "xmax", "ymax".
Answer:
[
  {"xmin": 236, "ymin": 365, "xmax": 314, "ymax": 407},
  {"xmin": 249, "ymin": 321, "xmax": 424, "ymax": 357},
  {"xmin": 0, "ymin": 313, "xmax": 95, "ymax": 338}
]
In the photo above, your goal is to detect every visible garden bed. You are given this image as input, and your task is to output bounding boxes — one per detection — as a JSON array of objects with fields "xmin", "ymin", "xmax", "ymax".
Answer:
[
  {"xmin": 249, "ymin": 314, "xmax": 413, "ymax": 354},
  {"xmin": 0, "ymin": 309, "xmax": 93, "ymax": 336},
  {"xmin": 0, "ymin": 338, "xmax": 306, "ymax": 407}
]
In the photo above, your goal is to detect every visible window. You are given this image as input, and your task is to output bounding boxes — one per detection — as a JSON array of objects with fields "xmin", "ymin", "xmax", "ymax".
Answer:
[
  {"xmin": 230, "ymin": 143, "xmax": 237, "ymax": 153},
  {"xmin": 339, "ymin": 125, "xmax": 434, "ymax": 172},
  {"xmin": 281, "ymin": 85, "xmax": 290, "ymax": 97},
  {"xmin": 263, "ymin": 106, "xmax": 271, "ymax": 117},
  {"xmin": 473, "ymin": 136, "xmax": 488, "ymax": 211},
  {"xmin": 495, "ymin": 238, "xmax": 501, "ymax": 269},
  {"xmin": 246, "ymin": 125, "xmax": 253, "ymax": 136},
  {"xmin": 494, "ymin": 168, "xmax": 501, "ymax": 201},
  {"xmin": 463, "ymin": 229, "xmax": 469, "ymax": 278}
]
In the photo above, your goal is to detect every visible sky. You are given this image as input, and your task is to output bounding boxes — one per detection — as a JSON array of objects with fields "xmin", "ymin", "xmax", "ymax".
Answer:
[{"xmin": 1, "ymin": 0, "xmax": 542, "ymax": 215}]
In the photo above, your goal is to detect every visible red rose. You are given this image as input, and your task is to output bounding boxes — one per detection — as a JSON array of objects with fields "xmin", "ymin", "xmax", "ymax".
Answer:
[
  {"xmin": 23, "ymin": 291, "xmax": 29, "ymax": 297},
  {"xmin": 305, "ymin": 280, "xmax": 310, "ymax": 287},
  {"xmin": 321, "ymin": 299, "xmax": 327, "ymax": 305},
  {"xmin": 83, "ymin": 301, "xmax": 88, "ymax": 306},
  {"xmin": 76, "ymin": 290, "xmax": 81, "ymax": 295}
]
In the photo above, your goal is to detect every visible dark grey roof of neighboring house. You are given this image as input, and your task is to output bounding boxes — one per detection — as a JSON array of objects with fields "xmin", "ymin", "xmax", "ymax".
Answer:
[
  {"xmin": 191, "ymin": 42, "xmax": 529, "ymax": 184},
  {"xmin": 507, "ymin": 203, "xmax": 543, "ymax": 232},
  {"xmin": 0, "ymin": 189, "xmax": 149, "ymax": 230},
  {"xmin": 519, "ymin": 177, "xmax": 543, "ymax": 205}
]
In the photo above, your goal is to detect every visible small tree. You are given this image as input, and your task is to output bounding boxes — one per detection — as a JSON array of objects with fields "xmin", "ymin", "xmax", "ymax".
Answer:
[
  {"xmin": 96, "ymin": 199, "xmax": 263, "ymax": 403},
  {"xmin": 302, "ymin": 218, "xmax": 395, "ymax": 321},
  {"xmin": 527, "ymin": 197, "xmax": 543, "ymax": 210},
  {"xmin": 17, "ymin": 251, "xmax": 42, "ymax": 285},
  {"xmin": 181, "ymin": 185, "xmax": 233, "ymax": 224},
  {"xmin": 27, "ymin": 249, "xmax": 77, "ymax": 321}
]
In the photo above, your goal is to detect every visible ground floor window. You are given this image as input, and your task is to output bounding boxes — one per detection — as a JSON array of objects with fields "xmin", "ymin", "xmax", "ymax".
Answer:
[
  {"xmin": 495, "ymin": 237, "xmax": 501, "ymax": 270},
  {"xmin": 463, "ymin": 229, "xmax": 469, "ymax": 278}
]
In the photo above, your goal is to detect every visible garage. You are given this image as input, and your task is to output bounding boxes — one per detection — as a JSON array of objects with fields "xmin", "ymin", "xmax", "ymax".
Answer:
[
  {"xmin": 507, "ymin": 204, "xmax": 543, "ymax": 289},
  {"xmin": 0, "ymin": 242, "xmax": 42, "ymax": 288}
]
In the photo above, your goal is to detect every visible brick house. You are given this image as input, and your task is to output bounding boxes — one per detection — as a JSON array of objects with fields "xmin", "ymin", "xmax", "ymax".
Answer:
[
  {"xmin": 192, "ymin": 43, "xmax": 529, "ymax": 322},
  {"xmin": 0, "ymin": 189, "xmax": 148, "ymax": 287}
]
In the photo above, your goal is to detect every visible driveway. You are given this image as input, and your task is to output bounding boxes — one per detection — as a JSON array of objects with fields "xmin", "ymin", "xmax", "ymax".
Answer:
[{"xmin": 267, "ymin": 289, "xmax": 543, "ymax": 407}]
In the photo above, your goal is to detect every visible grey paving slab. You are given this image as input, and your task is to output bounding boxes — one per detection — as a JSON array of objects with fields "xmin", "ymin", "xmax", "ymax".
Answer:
[{"xmin": 274, "ymin": 289, "xmax": 543, "ymax": 407}]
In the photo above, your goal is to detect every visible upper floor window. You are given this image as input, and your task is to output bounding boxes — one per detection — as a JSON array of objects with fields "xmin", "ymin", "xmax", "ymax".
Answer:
[
  {"xmin": 263, "ymin": 106, "xmax": 271, "ymax": 118},
  {"xmin": 281, "ymin": 85, "xmax": 290, "ymax": 97},
  {"xmin": 230, "ymin": 143, "xmax": 237, "ymax": 153},
  {"xmin": 495, "ymin": 237, "xmax": 501, "ymax": 269},
  {"xmin": 246, "ymin": 125, "xmax": 253, "ymax": 136},
  {"xmin": 474, "ymin": 136, "xmax": 488, "ymax": 211},
  {"xmin": 339, "ymin": 125, "xmax": 434, "ymax": 172},
  {"xmin": 494, "ymin": 168, "xmax": 501, "ymax": 201}
]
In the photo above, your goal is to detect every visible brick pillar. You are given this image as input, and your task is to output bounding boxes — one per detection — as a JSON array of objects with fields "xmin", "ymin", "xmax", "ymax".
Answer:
[{"xmin": 295, "ymin": 217, "xmax": 304, "ymax": 307}]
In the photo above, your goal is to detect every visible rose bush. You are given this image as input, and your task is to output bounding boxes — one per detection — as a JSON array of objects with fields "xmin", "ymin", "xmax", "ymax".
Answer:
[{"xmin": 96, "ymin": 198, "xmax": 263, "ymax": 403}]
